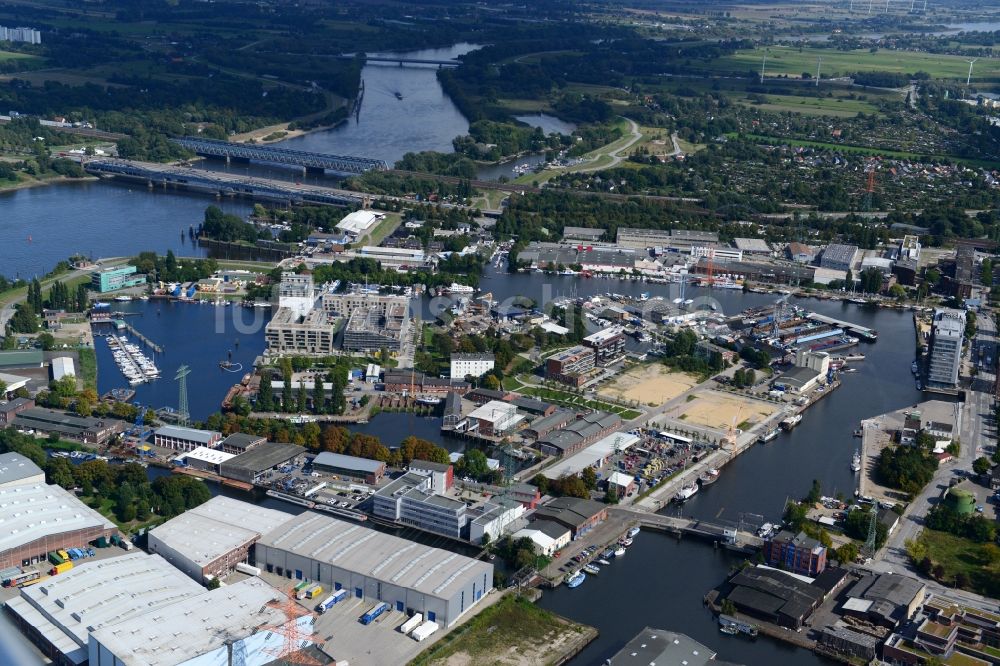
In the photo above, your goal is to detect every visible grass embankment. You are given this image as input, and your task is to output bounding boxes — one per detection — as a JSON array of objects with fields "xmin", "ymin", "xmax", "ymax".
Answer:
[
  {"xmin": 77, "ymin": 348, "xmax": 97, "ymax": 390},
  {"xmin": 917, "ymin": 529, "xmax": 1000, "ymax": 599},
  {"xmin": 522, "ymin": 385, "xmax": 642, "ymax": 420},
  {"xmin": 409, "ymin": 594, "xmax": 593, "ymax": 666}
]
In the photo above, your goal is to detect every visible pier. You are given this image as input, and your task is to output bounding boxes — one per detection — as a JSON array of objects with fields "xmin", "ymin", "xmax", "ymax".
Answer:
[
  {"xmin": 170, "ymin": 137, "xmax": 389, "ymax": 175},
  {"xmin": 806, "ymin": 312, "xmax": 878, "ymax": 341},
  {"xmin": 83, "ymin": 159, "xmax": 363, "ymax": 207},
  {"xmin": 121, "ymin": 323, "xmax": 163, "ymax": 353}
]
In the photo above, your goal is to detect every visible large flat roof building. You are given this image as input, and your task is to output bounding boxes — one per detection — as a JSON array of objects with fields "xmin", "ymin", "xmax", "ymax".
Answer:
[
  {"xmin": 254, "ymin": 511, "xmax": 494, "ymax": 627},
  {"xmin": 220, "ymin": 441, "xmax": 306, "ymax": 484},
  {"xmin": 153, "ymin": 425, "xmax": 222, "ymax": 452},
  {"xmin": 265, "ymin": 306, "xmax": 337, "ymax": 355},
  {"xmin": 89, "ymin": 577, "xmax": 309, "ymax": 666},
  {"xmin": 820, "ymin": 243, "xmax": 860, "ymax": 272},
  {"xmin": 342, "ymin": 302, "xmax": 409, "ymax": 352},
  {"xmin": 467, "ymin": 400, "xmax": 522, "ymax": 437},
  {"xmin": 147, "ymin": 496, "xmax": 293, "ymax": 582},
  {"xmin": 11, "ymin": 408, "xmax": 124, "ymax": 445},
  {"xmin": 336, "ymin": 210, "xmax": 383, "ymax": 238},
  {"xmin": 0, "ymin": 483, "xmax": 117, "ymax": 569},
  {"xmin": 5, "ymin": 552, "xmax": 202, "ymax": 666},
  {"xmin": 312, "ymin": 451, "xmax": 386, "ymax": 484},
  {"xmin": 608, "ymin": 627, "xmax": 735, "ymax": 666},
  {"xmin": 0, "ymin": 451, "xmax": 44, "ymax": 489}
]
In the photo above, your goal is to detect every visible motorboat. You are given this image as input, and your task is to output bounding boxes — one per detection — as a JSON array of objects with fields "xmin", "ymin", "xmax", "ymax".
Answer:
[
  {"xmin": 673, "ymin": 484, "xmax": 698, "ymax": 503},
  {"xmin": 627, "ymin": 526, "xmax": 640, "ymax": 538},
  {"xmin": 613, "ymin": 546, "xmax": 626, "ymax": 557},
  {"xmin": 852, "ymin": 451, "xmax": 862, "ymax": 473},
  {"xmin": 565, "ymin": 571, "xmax": 586, "ymax": 588}
]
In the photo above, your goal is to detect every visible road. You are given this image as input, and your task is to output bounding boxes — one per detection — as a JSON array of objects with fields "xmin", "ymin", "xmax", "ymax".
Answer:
[{"xmin": 869, "ymin": 312, "xmax": 996, "ymax": 611}]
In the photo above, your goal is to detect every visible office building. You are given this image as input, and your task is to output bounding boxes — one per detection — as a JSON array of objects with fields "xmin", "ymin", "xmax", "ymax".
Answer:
[
  {"xmin": 450, "ymin": 352, "xmax": 495, "ymax": 379},
  {"xmin": 312, "ymin": 451, "xmax": 386, "ymax": 484},
  {"xmin": 408, "ymin": 460, "xmax": 453, "ymax": 493},
  {"xmin": 219, "ymin": 442, "xmax": 305, "ymax": 485},
  {"xmin": 532, "ymin": 497, "xmax": 607, "ymax": 539},
  {"xmin": 820, "ymin": 244, "xmax": 860, "ymax": 271},
  {"xmin": 765, "ymin": 530, "xmax": 827, "ymax": 576},
  {"xmin": 5, "ymin": 552, "xmax": 202, "ymax": 666},
  {"xmin": 0, "ymin": 452, "xmax": 44, "ymax": 489},
  {"xmin": 469, "ymin": 498, "xmax": 525, "ymax": 544},
  {"xmin": 899, "ymin": 235, "xmax": 921, "ymax": 261},
  {"xmin": 88, "ymin": 577, "xmax": 307, "ymax": 666},
  {"xmin": 583, "ymin": 327, "xmax": 626, "ymax": 366},
  {"xmin": 927, "ymin": 308, "xmax": 965, "ymax": 389},
  {"xmin": 467, "ymin": 400, "xmax": 522, "ymax": 437},
  {"xmin": 153, "ymin": 425, "xmax": 222, "ymax": 453},
  {"xmin": 90, "ymin": 265, "xmax": 144, "ymax": 293},
  {"xmin": 147, "ymin": 496, "xmax": 292, "ymax": 582},
  {"xmin": 545, "ymin": 345, "xmax": 595, "ymax": 386},
  {"xmin": 254, "ymin": 511, "xmax": 493, "ymax": 627},
  {"xmin": 265, "ymin": 306, "xmax": 336, "ymax": 355},
  {"xmin": 373, "ymin": 472, "xmax": 468, "ymax": 538},
  {"xmin": 0, "ymin": 483, "xmax": 117, "ymax": 569},
  {"xmin": 11, "ymin": 408, "xmax": 124, "ymax": 445},
  {"xmin": 691, "ymin": 245, "xmax": 744, "ymax": 263}
]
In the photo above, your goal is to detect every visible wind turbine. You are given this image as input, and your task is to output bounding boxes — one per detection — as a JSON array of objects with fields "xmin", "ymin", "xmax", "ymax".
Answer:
[{"xmin": 967, "ymin": 58, "xmax": 979, "ymax": 86}]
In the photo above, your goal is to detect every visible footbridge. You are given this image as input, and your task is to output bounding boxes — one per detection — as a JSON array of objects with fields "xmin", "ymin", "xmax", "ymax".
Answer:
[{"xmin": 171, "ymin": 137, "xmax": 389, "ymax": 175}]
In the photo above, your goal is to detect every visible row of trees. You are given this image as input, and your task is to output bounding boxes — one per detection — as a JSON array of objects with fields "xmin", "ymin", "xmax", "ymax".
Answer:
[{"xmin": 255, "ymin": 357, "xmax": 351, "ymax": 417}]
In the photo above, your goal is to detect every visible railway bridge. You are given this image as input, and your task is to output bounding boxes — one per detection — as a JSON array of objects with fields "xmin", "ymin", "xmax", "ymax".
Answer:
[{"xmin": 171, "ymin": 137, "xmax": 389, "ymax": 175}]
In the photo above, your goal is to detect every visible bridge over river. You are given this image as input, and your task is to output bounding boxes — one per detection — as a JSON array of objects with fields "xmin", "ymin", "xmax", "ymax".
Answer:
[{"xmin": 171, "ymin": 137, "xmax": 389, "ymax": 175}]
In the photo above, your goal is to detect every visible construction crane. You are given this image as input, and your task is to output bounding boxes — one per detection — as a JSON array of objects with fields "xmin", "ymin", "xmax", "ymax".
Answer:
[
  {"xmin": 723, "ymin": 405, "xmax": 743, "ymax": 449},
  {"xmin": 123, "ymin": 403, "xmax": 154, "ymax": 456},
  {"xmin": 862, "ymin": 158, "xmax": 879, "ymax": 212}
]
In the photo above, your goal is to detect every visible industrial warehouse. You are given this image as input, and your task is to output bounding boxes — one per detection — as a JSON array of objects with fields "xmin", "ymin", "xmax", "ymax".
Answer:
[
  {"xmin": 0, "ymin": 482, "xmax": 117, "ymax": 569},
  {"xmin": 253, "ymin": 511, "xmax": 494, "ymax": 627},
  {"xmin": 5, "ymin": 552, "xmax": 203, "ymax": 665},
  {"xmin": 146, "ymin": 496, "xmax": 292, "ymax": 582}
]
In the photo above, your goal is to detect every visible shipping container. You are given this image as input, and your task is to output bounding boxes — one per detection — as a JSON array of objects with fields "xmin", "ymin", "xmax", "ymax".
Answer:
[
  {"xmin": 411, "ymin": 620, "xmax": 439, "ymax": 642},
  {"xmin": 235, "ymin": 563, "xmax": 261, "ymax": 576},
  {"xmin": 50, "ymin": 561, "xmax": 73, "ymax": 576},
  {"xmin": 360, "ymin": 602, "xmax": 388, "ymax": 625},
  {"xmin": 399, "ymin": 613, "xmax": 423, "ymax": 635}
]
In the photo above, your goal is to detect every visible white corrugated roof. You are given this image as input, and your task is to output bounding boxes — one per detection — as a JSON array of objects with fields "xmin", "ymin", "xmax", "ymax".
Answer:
[
  {"xmin": 0, "ymin": 484, "xmax": 114, "ymax": 555},
  {"xmin": 542, "ymin": 432, "xmax": 640, "ymax": 480},
  {"xmin": 173, "ymin": 446, "xmax": 235, "ymax": 465}
]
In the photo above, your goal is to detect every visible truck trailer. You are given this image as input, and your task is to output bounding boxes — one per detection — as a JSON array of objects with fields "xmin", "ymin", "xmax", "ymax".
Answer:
[
  {"xmin": 411, "ymin": 620, "xmax": 439, "ymax": 642},
  {"xmin": 399, "ymin": 613, "xmax": 423, "ymax": 635},
  {"xmin": 360, "ymin": 602, "xmax": 388, "ymax": 625},
  {"xmin": 317, "ymin": 589, "xmax": 348, "ymax": 613},
  {"xmin": 50, "ymin": 561, "xmax": 73, "ymax": 576},
  {"xmin": 235, "ymin": 563, "xmax": 261, "ymax": 576}
]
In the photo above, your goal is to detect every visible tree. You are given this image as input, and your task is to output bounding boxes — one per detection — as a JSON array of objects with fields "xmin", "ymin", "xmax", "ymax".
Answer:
[
  {"xmin": 805, "ymin": 479, "xmax": 822, "ymax": 505},
  {"xmin": 313, "ymin": 373, "xmax": 325, "ymax": 414},
  {"xmin": 257, "ymin": 372, "xmax": 273, "ymax": 412},
  {"xmin": 581, "ymin": 467, "xmax": 597, "ymax": 490},
  {"xmin": 835, "ymin": 542, "xmax": 859, "ymax": 564},
  {"xmin": 37, "ymin": 332, "xmax": 55, "ymax": 350},
  {"xmin": 206, "ymin": 576, "xmax": 221, "ymax": 590},
  {"xmin": 296, "ymin": 381, "xmax": 307, "ymax": 413},
  {"xmin": 482, "ymin": 374, "xmax": 501, "ymax": 391},
  {"xmin": 973, "ymin": 456, "xmax": 991, "ymax": 476},
  {"xmin": 46, "ymin": 457, "xmax": 75, "ymax": 488}
]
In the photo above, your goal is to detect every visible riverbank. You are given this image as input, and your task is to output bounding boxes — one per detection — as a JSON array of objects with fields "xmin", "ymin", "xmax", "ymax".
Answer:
[{"xmin": 0, "ymin": 173, "xmax": 99, "ymax": 194}]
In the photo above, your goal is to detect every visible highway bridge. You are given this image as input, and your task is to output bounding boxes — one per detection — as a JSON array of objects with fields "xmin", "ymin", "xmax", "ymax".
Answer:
[
  {"xmin": 84, "ymin": 159, "xmax": 362, "ymax": 207},
  {"xmin": 336, "ymin": 54, "xmax": 460, "ymax": 67},
  {"xmin": 171, "ymin": 137, "xmax": 389, "ymax": 175}
]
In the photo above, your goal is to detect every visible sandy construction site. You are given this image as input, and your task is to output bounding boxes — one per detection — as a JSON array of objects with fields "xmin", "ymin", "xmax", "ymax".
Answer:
[
  {"xmin": 679, "ymin": 391, "xmax": 780, "ymax": 431},
  {"xmin": 598, "ymin": 364, "xmax": 697, "ymax": 406}
]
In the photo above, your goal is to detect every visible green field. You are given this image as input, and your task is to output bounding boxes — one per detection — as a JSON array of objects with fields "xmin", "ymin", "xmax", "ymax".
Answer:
[
  {"xmin": 522, "ymin": 385, "xmax": 642, "ymax": 420},
  {"xmin": 918, "ymin": 529, "xmax": 1000, "ymax": 599},
  {"xmin": 707, "ymin": 46, "xmax": 1000, "ymax": 82},
  {"xmin": 738, "ymin": 93, "xmax": 882, "ymax": 117},
  {"xmin": 0, "ymin": 49, "xmax": 38, "ymax": 62}
]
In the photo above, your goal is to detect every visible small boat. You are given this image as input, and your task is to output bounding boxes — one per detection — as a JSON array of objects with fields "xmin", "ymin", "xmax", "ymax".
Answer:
[
  {"xmin": 911, "ymin": 361, "xmax": 918, "ymax": 374},
  {"xmin": 780, "ymin": 414, "xmax": 802, "ymax": 431},
  {"xmin": 565, "ymin": 571, "xmax": 586, "ymax": 588},
  {"xmin": 620, "ymin": 537, "xmax": 633, "ymax": 547},
  {"xmin": 613, "ymin": 547, "xmax": 626, "ymax": 557},
  {"xmin": 757, "ymin": 522, "xmax": 775, "ymax": 538},
  {"xmin": 720, "ymin": 624, "xmax": 739, "ymax": 635},
  {"xmin": 394, "ymin": 91, "xmax": 403, "ymax": 100},
  {"xmin": 758, "ymin": 428, "xmax": 779, "ymax": 444},
  {"xmin": 916, "ymin": 380, "xmax": 923, "ymax": 391},
  {"xmin": 416, "ymin": 396, "xmax": 442, "ymax": 406},
  {"xmin": 598, "ymin": 558, "xmax": 611, "ymax": 566},
  {"xmin": 852, "ymin": 429, "xmax": 863, "ymax": 438},
  {"xmin": 842, "ymin": 368, "xmax": 858, "ymax": 373},
  {"xmin": 852, "ymin": 450, "xmax": 862, "ymax": 473},
  {"xmin": 673, "ymin": 484, "xmax": 699, "ymax": 503},
  {"xmin": 699, "ymin": 469, "xmax": 720, "ymax": 486},
  {"xmin": 844, "ymin": 354, "xmax": 865, "ymax": 361},
  {"xmin": 583, "ymin": 564, "xmax": 600, "ymax": 575},
  {"xmin": 601, "ymin": 548, "xmax": 615, "ymax": 559},
  {"xmin": 627, "ymin": 526, "xmax": 640, "ymax": 538}
]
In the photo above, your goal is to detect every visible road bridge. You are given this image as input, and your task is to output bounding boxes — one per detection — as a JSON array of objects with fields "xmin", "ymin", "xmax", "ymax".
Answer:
[
  {"xmin": 171, "ymin": 137, "xmax": 389, "ymax": 175},
  {"xmin": 336, "ymin": 54, "xmax": 460, "ymax": 67},
  {"xmin": 610, "ymin": 507, "xmax": 763, "ymax": 553},
  {"xmin": 83, "ymin": 159, "xmax": 362, "ymax": 207}
]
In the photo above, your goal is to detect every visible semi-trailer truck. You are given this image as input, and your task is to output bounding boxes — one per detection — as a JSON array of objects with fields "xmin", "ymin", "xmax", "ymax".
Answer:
[
  {"xmin": 305, "ymin": 585, "xmax": 323, "ymax": 600},
  {"xmin": 360, "ymin": 602, "xmax": 388, "ymax": 625},
  {"xmin": 317, "ymin": 589, "xmax": 348, "ymax": 613}
]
